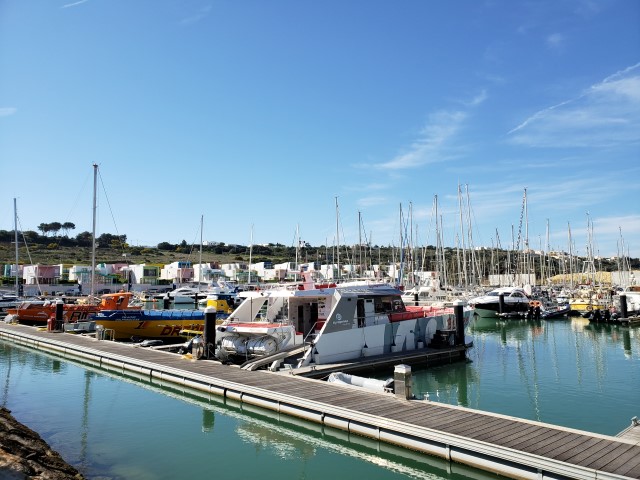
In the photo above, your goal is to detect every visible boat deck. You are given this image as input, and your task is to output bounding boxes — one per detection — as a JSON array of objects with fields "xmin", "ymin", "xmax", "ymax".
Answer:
[{"xmin": 1, "ymin": 322, "xmax": 639, "ymax": 480}]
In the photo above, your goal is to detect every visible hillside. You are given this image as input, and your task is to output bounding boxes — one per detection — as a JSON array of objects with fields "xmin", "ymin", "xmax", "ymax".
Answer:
[{"xmin": 0, "ymin": 242, "xmax": 244, "ymax": 267}]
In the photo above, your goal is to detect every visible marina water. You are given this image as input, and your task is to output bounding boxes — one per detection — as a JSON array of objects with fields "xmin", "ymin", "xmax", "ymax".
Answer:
[{"xmin": 1, "ymin": 316, "xmax": 638, "ymax": 479}]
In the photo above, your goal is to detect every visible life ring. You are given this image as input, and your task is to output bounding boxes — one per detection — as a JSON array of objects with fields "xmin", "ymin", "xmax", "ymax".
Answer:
[
  {"xmin": 533, "ymin": 301, "xmax": 541, "ymax": 308},
  {"xmin": 529, "ymin": 301, "xmax": 536, "ymax": 307},
  {"xmin": 586, "ymin": 305, "xmax": 593, "ymax": 311}
]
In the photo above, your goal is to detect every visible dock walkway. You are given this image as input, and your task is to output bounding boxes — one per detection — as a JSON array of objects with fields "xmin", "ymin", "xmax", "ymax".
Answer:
[{"xmin": 1, "ymin": 322, "xmax": 639, "ymax": 480}]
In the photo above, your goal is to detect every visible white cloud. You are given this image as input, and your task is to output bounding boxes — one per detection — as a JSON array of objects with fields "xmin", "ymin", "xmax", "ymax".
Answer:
[
  {"xmin": 507, "ymin": 63, "xmax": 640, "ymax": 148},
  {"xmin": 357, "ymin": 196, "xmax": 387, "ymax": 208},
  {"xmin": 375, "ymin": 91, "xmax": 487, "ymax": 171},
  {"xmin": 0, "ymin": 107, "xmax": 17, "ymax": 117},
  {"xmin": 377, "ymin": 110, "xmax": 467, "ymax": 170},
  {"xmin": 61, "ymin": 0, "xmax": 89, "ymax": 8},
  {"xmin": 546, "ymin": 33, "xmax": 565, "ymax": 49},
  {"xmin": 180, "ymin": 5, "xmax": 212, "ymax": 25}
]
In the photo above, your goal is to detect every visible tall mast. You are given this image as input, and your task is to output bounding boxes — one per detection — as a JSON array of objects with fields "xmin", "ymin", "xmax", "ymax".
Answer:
[
  {"xmin": 457, "ymin": 184, "xmax": 468, "ymax": 288},
  {"xmin": 465, "ymin": 184, "xmax": 478, "ymax": 285},
  {"xmin": 248, "ymin": 224, "xmax": 253, "ymax": 285},
  {"xmin": 295, "ymin": 223, "xmax": 300, "ymax": 281},
  {"xmin": 14, "ymin": 198, "xmax": 19, "ymax": 297},
  {"xmin": 567, "ymin": 221, "xmax": 574, "ymax": 289},
  {"xmin": 524, "ymin": 187, "xmax": 531, "ymax": 286},
  {"xmin": 358, "ymin": 211, "xmax": 362, "ymax": 277},
  {"xmin": 91, "ymin": 163, "xmax": 97, "ymax": 299},
  {"xmin": 199, "ymin": 214, "xmax": 203, "ymax": 288},
  {"xmin": 335, "ymin": 197, "xmax": 340, "ymax": 281}
]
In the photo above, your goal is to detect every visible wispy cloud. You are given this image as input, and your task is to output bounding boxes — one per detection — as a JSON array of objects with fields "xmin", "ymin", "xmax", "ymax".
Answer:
[
  {"xmin": 465, "ymin": 89, "xmax": 488, "ymax": 107},
  {"xmin": 546, "ymin": 33, "xmax": 565, "ymax": 50},
  {"xmin": 376, "ymin": 110, "xmax": 466, "ymax": 170},
  {"xmin": 0, "ymin": 107, "xmax": 17, "ymax": 117},
  {"xmin": 357, "ymin": 196, "xmax": 387, "ymax": 208},
  {"xmin": 61, "ymin": 0, "xmax": 89, "ymax": 8},
  {"xmin": 180, "ymin": 5, "xmax": 212, "ymax": 26},
  {"xmin": 507, "ymin": 62, "xmax": 640, "ymax": 147}
]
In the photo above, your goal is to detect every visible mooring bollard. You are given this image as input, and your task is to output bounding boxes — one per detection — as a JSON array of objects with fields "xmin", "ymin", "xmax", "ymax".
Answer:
[
  {"xmin": 454, "ymin": 301, "xmax": 465, "ymax": 346},
  {"xmin": 203, "ymin": 306, "xmax": 217, "ymax": 359},
  {"xmin": 394, "ymin": 364, "xmax": 413, "ymax": 400},
  {"xmin": 54, "ymin": 300, "xmax": 64, "ymax": 332},
  {"xmin": 498, "ymin": 293, "xmax": 505, "ymax": 314},
  {"xmin": 163, "ymin": 295, "xmax": 170, "ymax": 310},
  {"xmin": 620, "ymin": 294, "xmax": 628, "ymax": 319}
]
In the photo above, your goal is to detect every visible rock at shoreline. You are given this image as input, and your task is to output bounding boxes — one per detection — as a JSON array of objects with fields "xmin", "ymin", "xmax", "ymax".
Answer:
[{"xmin": 0, "ymin": 407, "xmax": 84, "ymax": 479}]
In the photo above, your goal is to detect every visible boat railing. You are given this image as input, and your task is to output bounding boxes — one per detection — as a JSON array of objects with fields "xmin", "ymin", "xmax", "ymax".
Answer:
[{"xmin": 302, "ymin": 320, "xmax": 324, "ymax": 345}]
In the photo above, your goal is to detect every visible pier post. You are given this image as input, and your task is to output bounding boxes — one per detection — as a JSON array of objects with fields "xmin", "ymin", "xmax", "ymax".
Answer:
[
  {"xmin": 394, "ymin": 364, "xmax": 413, "ymax": 400},
  {"xmin": 454, "ymin": 301, "xmax": 465, "ymax": 346},
  {"xmin": 163, "ymin": 296, "xmax": 170, "ymax": 310},
  {"xmin": 54, "ymin": 300, "xmax": 64, "ymax": 332},
  {"xmin": 414, "ymin": 293, "xmax": 419, "ymax": 306},
  {"xmin": 498, "ymin": 294, "xmax": 505, "ymax": 314},
  {"xmin": 620, "ymin": 294, "xmax": 628, "ymax": 319},
  {"xmin": 203, "ymin": 307, "xmax": 217, "ymax": 359}
]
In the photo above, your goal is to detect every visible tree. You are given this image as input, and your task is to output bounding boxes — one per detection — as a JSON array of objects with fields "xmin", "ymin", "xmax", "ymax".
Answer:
[
  {"xmin": 61, "ymin": 222, "xmax": 76, "ymax": 237},
  {"xmin": 38, "ymin": 223, "xmax": 50, "ymax": 237},
  {"xmin": 97, "ymin": 233, "xmax": 127, "ymax": 248},
  {"xmin": 49, "ymin": 222, "xmax": 62, "ymax": 237},
  {"xmin": 75, "ymin": 231, "xmax": 93, "ymax": 247}
]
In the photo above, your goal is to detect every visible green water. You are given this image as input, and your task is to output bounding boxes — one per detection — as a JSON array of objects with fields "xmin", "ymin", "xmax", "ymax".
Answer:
[{"xmin": 1, "ymin": 316, "xmax": 638, "ymax": 479}]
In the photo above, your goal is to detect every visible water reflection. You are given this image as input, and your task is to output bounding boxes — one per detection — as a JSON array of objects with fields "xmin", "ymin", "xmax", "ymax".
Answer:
[
  {"xmin": 0, "ymin": 340, "xmax": 500, "ymax": 480},
  {"xmin": 202, "ymin": 408, "xmax": 214, "ymax": 433}
]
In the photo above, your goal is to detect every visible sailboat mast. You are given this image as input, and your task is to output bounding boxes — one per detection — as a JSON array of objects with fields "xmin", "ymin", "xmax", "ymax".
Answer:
[
  {"xmin": 199, "ymin": 215, "xmax": 203, "ymax": 287},
  {"xmin": 358, "ymin": 212, "xmax": 362, "ymax": 277},
  {"xmin": 457, "ymin": 184, "xmax": 468, "ymax": 288},
  {"xmin": 14, "ymin": 198, "xmax": 18, "ymax": 297},
  {"xmin": 295, "ymin": 223, "xmax": 299, "ymax": 281},
  {"xmin": 568, "ymin": 221, "xmax": 574, "ymax": 289},
  {"xmin": 248, "ymin": 225, "xmax": 253, "ymax": 285},
  {"xmin": 524, "ymin": 187, "xmax": 532, "ymax": 286},
  {"xmin": 91, "ymin": 163, "xmax": 97, "ymax": 299},
  {"xmin": 335, "ymin": 197, "xmax": 340, "ymax": 281}
]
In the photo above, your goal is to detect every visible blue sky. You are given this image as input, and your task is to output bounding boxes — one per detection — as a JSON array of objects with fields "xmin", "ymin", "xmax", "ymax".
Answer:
[{"xmin": 1, "ymin": 0, "xmax": 639, "ymax": 259}]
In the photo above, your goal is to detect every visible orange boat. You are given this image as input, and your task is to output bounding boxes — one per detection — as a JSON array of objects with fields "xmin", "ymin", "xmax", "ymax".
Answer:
[{"xmin": 6, "ymin": 292, "xmax": 140, "ymax": 325}]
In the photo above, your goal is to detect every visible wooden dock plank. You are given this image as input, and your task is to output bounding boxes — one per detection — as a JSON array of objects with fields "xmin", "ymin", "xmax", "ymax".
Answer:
[
  {"xmin": 471, "ymin": 421, "xmax": 540, "ymax": 444},
  {"xmin": 619, "ymin": 461, "xmax": 640, "ymax": 479},
  {"xmin": 584, "ymin": 443, "xmax": 637, "ymax": 470},
  {"xmin": 538, "ymin": 435, "xmax": 602, "ymax": 460},
  {"xmin": 513, "ymin": 430, "xmax": 574, "ymax": 455},
  {"xmin": 560, "ymin": 439, "xmax": 613, "ymax": 465},
  {"xmin": 499, "ymin": 426, "xmax": 565, "ymax": 450},
  {"xmin": 599, "ymin": 444, "xmax": 640, "ymax": 474},
  {"xmin": 437, "ymin": 413, "xmax": 507, "ymax": 436}
]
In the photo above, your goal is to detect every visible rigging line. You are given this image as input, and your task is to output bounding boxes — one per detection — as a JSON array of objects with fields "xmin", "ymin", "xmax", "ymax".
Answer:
[
  {"xmin": 63, "ymin": 168, "xmax": 92, "ymax": 228},
  {"xmin": 16, "ymin": 215, "xmax": 42, "ymax": 295},
  {"xmin": 97, "ymin": 168, "xmax": 126, "ymax": 255}
]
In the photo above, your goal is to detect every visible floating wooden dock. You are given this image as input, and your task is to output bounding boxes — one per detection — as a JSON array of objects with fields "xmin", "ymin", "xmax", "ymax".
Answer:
[{"xmin": 1, "ymin": 322, "xmax": 639, "ymax": 480}]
